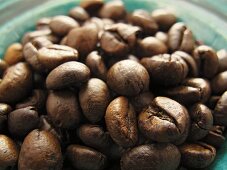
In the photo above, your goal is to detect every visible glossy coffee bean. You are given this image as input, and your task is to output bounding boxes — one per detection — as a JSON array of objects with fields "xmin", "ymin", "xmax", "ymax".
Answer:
[
  {"xmin": 0, "ymin": 62, "xmax": 33, "ymax": 103},
  {"xmin": 179, "ymin": 142, "xmax": 216, "ymax": 169},
  {"xmin": 66, "ymin": 145, "xmax": 107, "ymax": 170},
  {"xmin": 69, "ymin": 7, "xmax": 90, "ymax": 22},
  {"xmin": 18, "ymin": 129, "xmax": 63, "ymax": 170},
  {"xmin": 105, "ymin": 96, "xmax": 138, "ymax": 147},
  {"xmin": 121, "ymin": 144, "xmax": 181, "ymax": 170},
  {"xmin": 141, "ymin": 53, "xmax": 188, "ymax": 86},
  {"xmin": 31, "ymin": 36, "xmax": 53, "ymax": 49},
  {"xmin": 107, "ymin": 60, "xmax": 149, "ymax": 96},
  {"xmin": 217, "ymin": 49, "xmax": 227, "ymax": 72},
  {"xmin": 138, "ymin": 97, "xmax": 190, "ymax": 142},
  {"xmin": 80, "ymin": 0, "xmax": 104, "ymax": 15},
  {"xmin": 79, "ymin": 78, "xmax": 110, "ymax": 123},
  {"xmin": 0, "ymin": 103, "xmax": 12, "ymax": 132},
  {"xmin": 8, "ymin": 106, "xmax": 39, "ymax": 137},
  {"xmin": 151, "ymin": 9, "xmax": 176, "ymax": 31},
  {"xmin": 211, "ymin": 71, "xmax": 227, "ymax": 94},
  {"xmin": 47, "ymin": 90, "xmax": 81, "ymax": 129},
  {"xmin": 36, "ymin": 17, "xmax": 51, "ymax": 30},
  {"xmin": 46, "ymin": 61, "xmax": 90, "ymax": 90},
  {"xmin": 168, "ymin": 22, "xmax": 195, "ymax": 53},
  {"xmin": 0, "ymin": 59, "xmax": 8, "ymax": 76},
  {"xmin": 155, "ymin": 31, "xmax": 168, "ymax": 44},
  {"xmin": 193, "ymin": 45, "xmax": 218, "ymax": 78},
  {"xmin": 0, "ymin": 135, "xmax": 19, "ymax": 169},
  {"xmin": 4, "ymin": 43, "xmax": 23, "ymax": 65},
  {"xmin": 188, "ymin": 103, "xmax": 213, "ymax": 141}
]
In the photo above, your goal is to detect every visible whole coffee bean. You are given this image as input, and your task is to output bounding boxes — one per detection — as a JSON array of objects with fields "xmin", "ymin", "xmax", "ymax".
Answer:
[
  {"xmin": 31, "ymin": 36, "xmax": 53, "ymax": 49},
  {"xmin": 36, "ymin": 17, "xmax": 51, "ymax": 30},
  {"xmin": 67, "ymin": 25, "xmax": 98, "ymax": 57},
  {"xmin": 207, "ymin": 95, "xmax": 220, "ymax": 110},
  {"xmin": 4, "ymin": 43, "xmax": 23, "ymax": 65},
  {"xmin": 179, "ymin": 142, "xmax": 216, "ymax": 168},
  {"xmin": 151, "ymin": 9, "xmax": 176, "ymax": 31},
  {"xmin": 168, "ymin": 22, "xmax": 195, "ymax": 53},
  {"xmin": 0, "ymin": 103, "xmax": 12, "ymax": 132},
  {"xmin": 105, "ymin": 96, "xmax": 138, "ymax": 147},
  {"xmin": 47, "ymin": 90, "xmax": 81, "ymax": 129},
  {"xmin": 85, "ymin": 51, "xmax": 107, "ymax": 80},
  {"xmin": 50, "ymin": 15, "xmax": 79, "ymax": 36},
  {"xmin": 66, "ymin": 145, "xmax": 107, "ymax": 170},
  {"xmin": 69, "ymin": 7, "xmax": 90, "ymax": 22},
  {"xmin": 0, "ymin": 135, "xmax": 19, "ymax": 169},
  {"xmin": 155, "ymin": 31, "xmax": 168, "ymax": 44},
  {"xmin": 0, "ymin": 59, "xmax": 8, "ymax": 76},
  {"xmin": 38, "ymin": 44, "xmax": 79, "ymax": 70},
  {"xmin": 193, "ymin": 45, "xmax": 218, "ymax": 78},
  {"xmin": 138, "ymin": 97, "xmax": 190, "ymax": 142},
  {"xmin": 0, "ymin": 62, "xmax": 33, "ymax": 103},
  {"xmin": 188, "ymin": 103, "xmax": 213, "ymax": 141},
  {"xmin": 121, "ymin": 143, "xmax": 181, "ymax": 170},
  {"xmin": 129, "ymin": 9, "xmax": 158, "ymax": 35},
  {"xmin": 46, "ymin": 61, "xmax": 90, "ymax": 90},
  {"xmin": 217, "ymin": 49, "xmax": 227, "ymax": 72},
  {"xmin": 79, "ymin": 78, "xmax": 110, "ymax": 123},
  {"xmin": 137, "ymin": 37, "xmax": 168, "ymax": 58},
  {"xmin": 8, "ymin": 106, "xmax": 39, "ymax": 137},
  {"xmin": 18, "ymin": 129, "xmax": 63, "ymax": 170},
  {"xmin": 211, "ymin": 71, "xmax": 227, "ymax": 94},
  {"xmin": 141, "ymin": 53, "xmax": 188, "ymax": 86},
  {"xmin": 107, "ymin": 60, "xmax": 149, "ymax": 96},
  {"xmin": 99, "ymin": 1, "xmax": 126, "ymax": 21},
  {"xmin": 80, "ymin": 0, "xmax": 104, "ymax": 15}
]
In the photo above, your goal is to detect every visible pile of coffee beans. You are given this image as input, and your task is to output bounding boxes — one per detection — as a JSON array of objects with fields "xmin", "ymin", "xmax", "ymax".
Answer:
[{"xmin": 0, "ymin": 0, "xmax": 227, "ymax": 169}]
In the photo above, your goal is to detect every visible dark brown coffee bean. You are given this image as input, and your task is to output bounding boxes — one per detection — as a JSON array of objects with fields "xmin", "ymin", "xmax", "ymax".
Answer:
[
  {"xmin": 99, "ymin": 1, "xmax": 126, "ymax": 21},
  {"xmin": 46, "ymin": 61, "xmax": 90, "ymax": 90},
  {"xmin": 31, "ymin": 36, "xmax": 53, "ymax": 49},
  {"xmin": 141, "ymin": 53, "xmax": 188, "ymax": 86},
  {"xmin": 36, "ymin": 17, "xmax": 51, "ymax": 30},
  {"xmin": 4, "ymin": 43, "xmax": 23, "ymax": 65},
  {"xmin": 211, "ymin": 71, "xmax": 227, "ymax": 94},
  {"xmin": 121, "ymin": 143, "xmax": 181, "ymax": 170},
  {"xmin": 105, "ymin": 96, "xmax": 138, "ymax": 147},
  {"xmin": 69, "ymin": 7, "xmax": 90, "ymax": 22},
  {"xmin": 155, "ymin": 31, "xmax": 168, "ymax": 44},
  {"xmin": 129, "ymin": 9, "xmax": 158, "ymax": 35},
  {"xmin": 188, "ymin": 103, "xmax": 213, "ymax": 141},
  {"xmin": 179, "ymin": 142, "xmax": 216, "ymax": 169},
  {"xmin": 168, "ymin": 22, "xmax": 195, "ymax": 53},
  {"xmin": 207, "ymin": 95, "xmax": 220, "ymax": 110},
  {"xmin": 8, "ymin": 106, "xmax": 39, "ymax": 137},
  {"xmin": 66, "ymin": 145, "xmax": 107, "ymax": 170},
  {"xmin": 80, "ymin": 0, "xmax": 104, "ymax": 15},
  {"xmin": 0, "ymin": 135, "xmax": 19, "ymax": 169},
  {"xmin": 217, "ymin": 49, "xmax": 227, "ymax": 72},
  {"xmin": 47, "ymin": 90, "xmax": 81, "ymax": 129},
  {"xmin": 107, "ymin": 60, "xmax": 149, "ymax": 96},
  {"xmin": 137, "ymin": 37, "xmax": 167, "ymax": 58},
  {"xmin": 0, "ymin": 103, "xmax": 12, "ymax": 132},
  {"xmin": 79, "ymin": 78, "xmax": 110, "ymax": 123},
  {"xmin": 193, "ymin": 45, "xmax": 218, "ymax": 78},
  {"xmin": 138, "ymin": 97, "xmax": 190, "ymax": 142},
  {"xmin": 151, "ymin": 9, "xmax": 176, "ymax": 31},
  {"xmin": 0, "ymin": 62, "xmax": 33, "ymax": 103},
  {"xmin": 85, "ymin": 51, "xmax": 107, "ymax": 81},
  {"xmin": 18, "ymin": 129, "xmax": 63, "ymax": 170},
  {"xmin": 50, "ymin": 15, "xmax": 79, "ymax": 36},
  {"xmin": 0, "ymin": 59, "xmax": 8, "ymax": 76}
]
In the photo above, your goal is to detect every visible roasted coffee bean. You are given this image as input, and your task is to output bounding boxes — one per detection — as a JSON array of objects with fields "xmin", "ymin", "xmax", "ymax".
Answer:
[
  {"xmin": 121, "ymin": 144, "xmax": 181, "ymax": 170},
  {"xmin": 0, "ymin": 59, "xmax": 8, "ymax": 76},
  {"xmin": 193, "ymin": 45, "xmax": 218, "ymax": 78},
  {"xmin": 80, "ymin": 0, "xmax": 104, "ymax": 15},
  {"xmin": 179, "ymin": 142, "xmax": 216, "ymax": 169},
  {"xmin": 0, "ymin": 135, "xmax": 19, "ymax": 169},
  {"xmin": 66, "ymin": 145, "xmax": 107, "ymax": 170},
  {"xmin": 31, "ymin": 36, "xmax": 53, "ymax": 49},
  {"xmin": 8, "ymin": 106, "xmax": 39, "ymax": 137},
  {"xmin": 69, "ymin": 6, "xmax": 90, "ymax": 22},
  {"xmin": 188, "ymin": 103, "xmax": 213, "ymax": 141},
  {"xmin": 155, "ymin": 31, "xmax": 168, "ymax": 44},
  {"xmin": 46, "ymin": 61, "xmax": 90, "ymax": 90},
  {"xmin": 4, "ymin": 43, "xmax": 23, "ymax": 65},
  {"xmin": 168, "ymin": 22, "xmax": 195, "ymax": 53},
  {"xmin": 99, "ymin": 1, "xmax": 126, "ymax": 21},
  {"xmin": 0, "ymin": 62, "xmax": 33, "ymax": 103},
  {"xmin": 137, "ymin": 36, "xmax": 167, "ymax": 58},
  {"xmin": 107, "ymin": 60, "xmax": 149, "ymax": 96},
  {"xmin": 138, "ymin": 97, "xmax": 190, "ymax": 143},
  {"xmin": 217, "ymin": 49, "xmax": 227, "ymax": 72},
  {"xmin": 105, "ymin": 96, "xmax": 138, "ymax": 147},
  {"xmin": 85, "ymin": 51, "xmax": 107, "ymax": 80},
  {"xmin": 46, "ymin": 90, "xmax": 81, "ymax": 129},
  {"xmin": 129, "ymin": 9, "xmax": 158, "ymax": 35},
  {"xmin": 0, "ymin": 103, "xmax": 12, "ymax": 132},
  {"xmin": 141, "ymin": 53, "xmax": 188, "ymax": 86},
  {"xmin": 36, "ymin": 17, "xmax": 51, "ymax": 30},
  {"xmin": 18, "ymin": 129, "xmax": 63, "ymax": 170},
  {"xmin": 211, "ymin": 71, "xmax": 227, "ymax": 94},
  {"xmin": 207, "ymin": 95, "xmax": 220, "ymax": 110},
  {"xmin": 79, "ymin": 78, "xmax": 110, "ymax": 123}
]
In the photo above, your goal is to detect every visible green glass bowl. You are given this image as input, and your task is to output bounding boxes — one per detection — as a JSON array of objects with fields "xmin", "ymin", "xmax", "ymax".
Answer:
[{"xmin": 0, "ymin": 0, "xmax": 227, "ymax": 169}]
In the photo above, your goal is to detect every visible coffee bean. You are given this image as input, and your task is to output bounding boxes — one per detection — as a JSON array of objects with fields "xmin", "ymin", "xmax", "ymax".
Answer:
[
  {"xmin": 66, "ymin": 145, "xmax": 107, "ymax": 170},
  {"xmin": 80, "ymin": 0, "xmax": 104, "ymax": 15},
  {"xmin": 0, "ymin": 59, "xmax": 8, "ymax": 76},
  {"xmin": 217, "ymin": 49, "xmax": 227, "ymax": 72},
  {"xmin": 155, "ymin": 31, "xmax": 168, "ymax": 44},
  {"xmin": 105, "ymin": 96, "xmax": 138, "ymax": 147},
  {"xmin": 121, "ymin": 144, "xmax": 181, "ymax": 170},
  {"xmin": 31, "ymin": 36, "xmax": 53, "ymax": 49},
  {"xmin": 36, "ymin": 17, "xmax": 51, "ymax": 30},
  {"xmin": 179, "ymin": 142, "xmax": 216, "ymax": 169},
  {"xmin": 0, "ymin": 103, "xmax": 12, "ymax": 132},
  {"xmin": 107, "ymin": 60, "xmax": 149, "ymax": 96},
  {"xmin": 69, "ymin": 7, "xmax": 90, "ymax": 22},
  {"xmin": 211, "ymin": 71, "xmax": 227, "ymax": 94},
  {"xmin": 4, "ymin": 43, "xmax": 23, "ymax": 65},
  {"xmin": 18, "ymin": 129, "xmax": 63, "ymax": 170}
]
